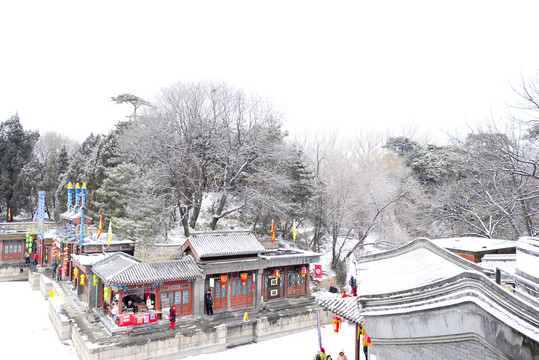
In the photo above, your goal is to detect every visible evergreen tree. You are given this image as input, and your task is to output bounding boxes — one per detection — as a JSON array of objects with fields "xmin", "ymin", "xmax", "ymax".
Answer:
[{"xmin": 0, "ymin": 114, "xmax": 39, "ymax": 218}]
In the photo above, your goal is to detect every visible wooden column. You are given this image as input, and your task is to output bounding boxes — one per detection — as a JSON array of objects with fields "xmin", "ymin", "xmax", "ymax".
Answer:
[{"xmin": 118, "ymin": 289, "xmax": 124, "ymax": 314}]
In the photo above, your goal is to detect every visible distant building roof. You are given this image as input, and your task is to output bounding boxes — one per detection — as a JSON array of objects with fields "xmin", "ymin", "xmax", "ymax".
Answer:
[
  {"xmin": 480, "ymin": 254, "xmax": 517, "ymax": 274},
  {"xmin": 183, "ymin": 232, "xmax": 266, "ymax": 260},
  {"xmin": 60, "ymin": 210, "xmax": 92, "ymax": 223},
  {"xmin": 430, "ymin": 237, "xmax": 516, "ymax": 254},
  {"xmin": 71, "ymin": 253, "xmax": 108, "ymax": 266}
]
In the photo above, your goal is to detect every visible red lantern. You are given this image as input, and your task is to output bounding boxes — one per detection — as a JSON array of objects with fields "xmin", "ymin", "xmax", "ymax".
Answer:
[
  {"xmin": 301, "ymin": 266, "xmax": 307, "ymax": 277},
  {"xmin": 274, "ymin": 269, "xmax": 280, "ymax": 279},
  {"xmin": 240, "ymin": 273, "xmax": 248, "ymax": 284},
  {"xmin": 220, "ymin": 275, "xmax": 228, "ymax": 288},
  {"xmin": 332, "ymin": 317, "xmax": 341, "ymax": 333}
]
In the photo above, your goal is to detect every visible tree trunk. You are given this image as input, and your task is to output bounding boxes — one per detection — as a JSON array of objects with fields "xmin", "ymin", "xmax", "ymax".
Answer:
[
  {"xmin": 209, "ymin": 192, "xmax": 227, "ymax": 230},
  {"xmin": 189, "ymin": 191, "xmax": 202, "ymax": 229},
  {"xmin": 179, "ymin": 205, "xmax": 190, "ymax": 237}
]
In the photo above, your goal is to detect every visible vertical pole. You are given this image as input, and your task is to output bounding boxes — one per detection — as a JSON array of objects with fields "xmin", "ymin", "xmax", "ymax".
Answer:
[
  {"xmin": 80, "ymin": 183, "xmax": 86, "ymax": 246},
  {"xmin": 355, "ymin": 323, "xmax": 360, "ymax": 360},
  {"xmin": 75, "ymin": 183, "xmax": 80, "ymax": 211},
  {"xmin": 67, "ymin": 183, "xmax": 73, "ymax": 212},
  {"xmin": 495, "ymin": 268, "xmax": 501, "ymax": 285}
]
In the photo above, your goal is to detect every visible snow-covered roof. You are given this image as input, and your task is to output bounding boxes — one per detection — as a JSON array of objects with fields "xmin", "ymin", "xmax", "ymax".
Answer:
[
  {"xmin": 71, "ymin": 253, "xmax": 108, "ymax": 266},
  {"xmin": 95, "ymin": 256, "xmax": 202, "ymax": 285},
  {"xmin": 356, "ymin": 240, "xmax": 485, "ymax": 296},
  {"xmin": 430, "ymin": 237, "xmax": 516, "ymax": 254},
  {"xmin": 516, "ymin": 237, "xmax": 539, "ymax": 255},
  {"xmin": 316, "ymin": 293, "xmax": 361, "ymax": 322},
  {"xmin": 60, "ymin": 210, "xmax": 92, "ymax": 222},
  {"xmin": 184, "ymin": 232, "xmax": 266, "ymax": 259},
  {"xmin": 480, "ymin": 254, "xmax": 517, "ymax": 274},
  {"xmin": 317, "ymin": 238, "xmax": 539, "ymax": 353},
  {"xmin": 80, "ymin": 233, "xmax": 134, "ymax": 246}
]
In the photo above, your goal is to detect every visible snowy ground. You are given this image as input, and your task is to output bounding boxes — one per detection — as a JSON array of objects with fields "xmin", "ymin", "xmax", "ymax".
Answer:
[
  {"xmin": 1, "ymin": 281, "xmax": 363, "ymax": 360},
  {"xmin": 0, "ymin": 281, "xmax": 78, "ymax": 360}
]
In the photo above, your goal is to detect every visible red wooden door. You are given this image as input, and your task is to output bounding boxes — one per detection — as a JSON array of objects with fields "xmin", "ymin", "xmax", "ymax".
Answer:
[
  {"xmin": 175, "ymin": 283, "xmax": 192, "ymax": 316},
  {"xmin": 230, "ymin": 273, "xmax": 254, "ymax": 309},
  {"xmin": 286, "ymin": 269, "xmax": 306, "ymax": 297},
  {"xmin": 206, "ymin": 279, "xmax": 228, "ymax": 311}
]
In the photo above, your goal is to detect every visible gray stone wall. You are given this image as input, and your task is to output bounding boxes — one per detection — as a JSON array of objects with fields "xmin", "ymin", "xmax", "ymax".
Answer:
[
  {"xmin": 371, "ymin": 340, "xmax": 508, "ymax": 360},
  {"xmin": 0, "ymin": 265, "xmax": 29, "ymax": 281}
]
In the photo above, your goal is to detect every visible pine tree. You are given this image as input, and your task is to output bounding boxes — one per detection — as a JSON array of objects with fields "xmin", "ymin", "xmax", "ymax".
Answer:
[{"xmin": 0, "ymin": 114, "xmax": 39, "ymax": 218}]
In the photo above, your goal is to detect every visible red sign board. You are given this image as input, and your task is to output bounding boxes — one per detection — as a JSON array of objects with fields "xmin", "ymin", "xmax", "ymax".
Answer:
[{"xmin": 314, "ymin": 265, "xmax": 322, "ymax": 279}]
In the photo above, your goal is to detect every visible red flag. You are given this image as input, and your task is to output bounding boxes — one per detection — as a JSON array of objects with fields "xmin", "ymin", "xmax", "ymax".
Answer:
[
  {"xmin": 271, "ymin": 220, "xmax": 275, "ymax": 243},
  {"xmin": 96, "ymin": 216, "xmax": 103, "ymax": 239},
  {"xmin": 7, "ymin": 208, "xmax": 10, "ymax": 222},
  {"xmin": 315, "ymin": 264, "xmax": 322, "ymax": 279}
]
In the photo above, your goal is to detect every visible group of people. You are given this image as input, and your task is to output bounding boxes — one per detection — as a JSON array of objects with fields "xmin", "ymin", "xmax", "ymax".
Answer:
[
  {"xmin": 316, "ymin": 347, "xmax": 349, "ymax": 360},
  {"xmin": 24, "ymin": 251, "xmax": 38, "ymax": 265}
]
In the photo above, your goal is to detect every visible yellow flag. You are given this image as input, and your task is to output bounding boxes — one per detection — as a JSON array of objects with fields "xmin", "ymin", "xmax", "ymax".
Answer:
[
  {"xmin": 292, "ymin": 219, "xmax": 297, "ymax": 242},
  {"xmin": 107, "ymin": 220, "xmax": 112, "ymax": 246}
]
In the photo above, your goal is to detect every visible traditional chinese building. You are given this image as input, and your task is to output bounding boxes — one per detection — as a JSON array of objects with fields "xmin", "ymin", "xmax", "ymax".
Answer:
[
  {"xmin": 182, "ymin": 231, "xmax": 320, "ymax": 313},
  {"xmin": 0, "ymin": 230, "xmax": 36, "ymax": 264}
]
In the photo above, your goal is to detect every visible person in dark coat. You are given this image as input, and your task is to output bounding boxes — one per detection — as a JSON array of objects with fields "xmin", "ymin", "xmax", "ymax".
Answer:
[
  {"xmin": 204, "ymin": 290, "xmax": 213, "ymax": 315},
  {"xmin": 52, "ymin": 262, "xmax": 57, "ymax": 278},
  {"xmin": 169, "ymin": 306, "xmax": 176, "ymax": 330}
]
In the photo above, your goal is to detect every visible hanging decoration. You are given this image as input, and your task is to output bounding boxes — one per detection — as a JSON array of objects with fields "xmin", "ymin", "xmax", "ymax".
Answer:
[
  {"xmin": 93, "ymin": 275, "xmax": 98, "ymax": 286},
  {"xmin": 62, "ymin": 246, "xmax": 68, "ymax": 279},
  {"xmin": 104, "ymin": 287, "xmax": 111, "ymax": 301},
  {"xmin": 220, "ymin": 275, "xmax": 228, "ymax": 288},
  {"xmin": 332, "ymin": 317, "xmax": 342, "ymax": 333},
  {"xmin": 240, "ymin": 273, "xmax": 248, "ymax": 284},
  {"xmin": 74, "ymin": 268, "xmax": 79, "ymax": 279},
  {"xmin": 274, "ymin": 269, "xmax": 280, "ymax": 280},
  {"xmin": 302, "ymin": 266, "xmax": 307, "ymax": 277},
  {"xmin": 79, "ymin": 274, "xmax": 86, "ymax": 285}
]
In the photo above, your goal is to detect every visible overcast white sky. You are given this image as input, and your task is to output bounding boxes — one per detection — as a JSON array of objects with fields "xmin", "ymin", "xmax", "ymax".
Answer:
[{"xmin": 2, "ymin": 1, "xmax": 539, "ymax": 143}]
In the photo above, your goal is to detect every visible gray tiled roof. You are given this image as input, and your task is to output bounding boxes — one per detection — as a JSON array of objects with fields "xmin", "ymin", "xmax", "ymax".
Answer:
[
  {"xmin": 316, "ymin": 293, "xmax": 361, "ymax": 322},
  {"xmin": 92, "ymin": 252, "xmax": 140, "ymax": 280},
  {"xmin": 108, "ymin": 257, "xmax": 202, "ymax": 285},
  {"xmin": 188, "ymin": 233, "xmax": 266, "ymax": 258},
  {"xmin": 94, "ymin": 255, "xmax": 202, "ymax": 285}
]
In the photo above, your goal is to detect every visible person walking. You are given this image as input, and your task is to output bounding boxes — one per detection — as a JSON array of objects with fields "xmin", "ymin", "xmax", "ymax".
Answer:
[
  {"xmin": 24, "ymin": 251, "xmax": 30, "ymax": 264},
  {"xmin": 318, "ymin": 347, "xmax": 328, "ymax": 360},
  {"xmin": 204, "ymin": 290, "xmax": 213, "ymax": 315},
  {"xmin": 33, "ymin": 253, "xmax": 38, "ymax": 266},
  {"xmin": 169, "ymin": 306, "xmax": 176, "ymax": 331},
  {"xmin": 52, "ymin": 262, "xmax": 57, "ymax": 278},
  {"xmin": 336, "ymin": 349, "xmax": 348, "ymax": 360}
]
